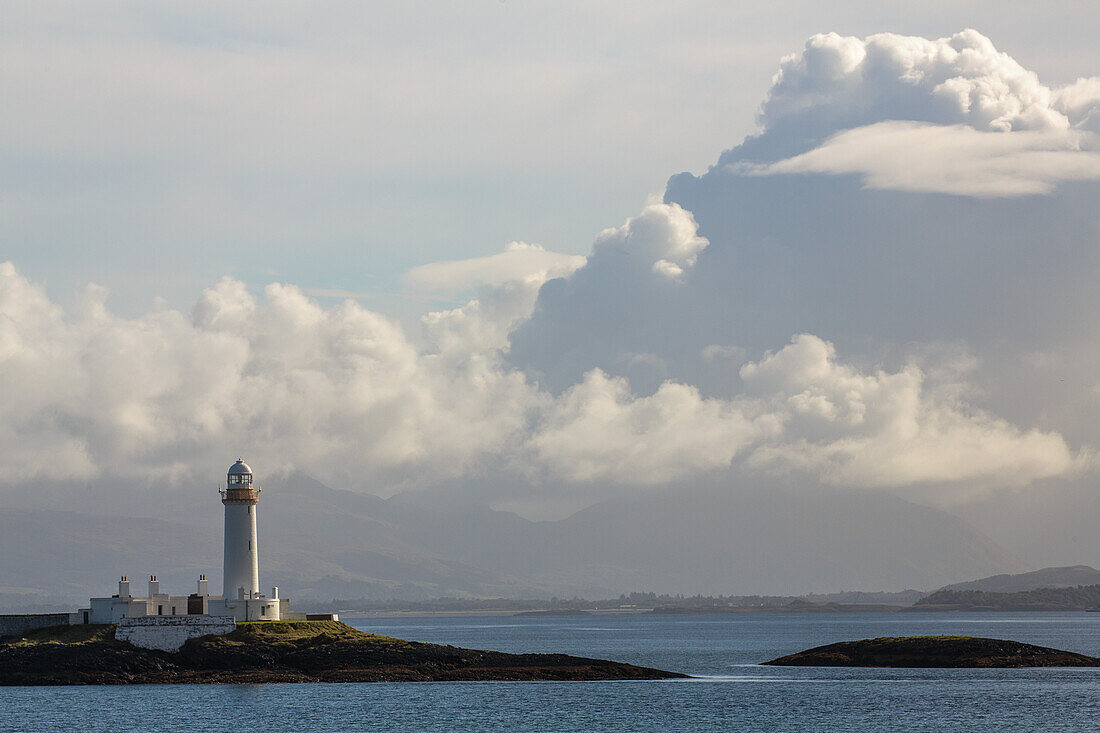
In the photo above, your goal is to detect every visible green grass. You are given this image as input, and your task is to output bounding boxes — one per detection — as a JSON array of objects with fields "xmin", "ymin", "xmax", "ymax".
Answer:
[
  {"xmin": 193, "ymin": 620, "xmax": 404, "ymax": 649},
  {"xmin": 859, "ymin": 636, "xmax": 977, "ymax": 643},
  {"xmin": 6, "ymin": 620, "xmax": 406, "ymax": 652},
  {"xmin": 7, "ymin": 624, "xmax": 117, "ymax": 646},
  {"xmin": 234, "ymin": 620, "xmax": 362, "ymax": 638}
]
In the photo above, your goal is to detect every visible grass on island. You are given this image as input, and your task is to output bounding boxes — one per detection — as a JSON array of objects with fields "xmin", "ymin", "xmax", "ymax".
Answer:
[
  {"xmin": 6, "ymin": 624, "xmax": 118, "ymax": 647},
  {"xmin": 5, "ymin": 620, "xmax": 405, "ymax": 651},
  {"xmin": 189, "ymin": 620, "xmax": 409, "ymax": 651},
  {"xmin": 854, "ymin": 636, "xmax": 976, "ymax": 644}
]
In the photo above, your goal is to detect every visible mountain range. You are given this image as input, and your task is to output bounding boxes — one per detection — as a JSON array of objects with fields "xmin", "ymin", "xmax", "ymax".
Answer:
[{"xmin": 0, "ymin": 474, "xmax": 1024, "ymax": 610}]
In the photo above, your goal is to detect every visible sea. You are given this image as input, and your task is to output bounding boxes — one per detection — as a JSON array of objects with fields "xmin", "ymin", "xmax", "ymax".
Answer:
[{"xmin": 4, "ymin": 611, "xmax": 1100, "ymax": 732}]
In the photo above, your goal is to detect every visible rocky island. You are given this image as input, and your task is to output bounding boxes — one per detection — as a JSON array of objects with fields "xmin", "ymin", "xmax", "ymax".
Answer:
[
  {"xmin": 764, "ymin": 635, "xmax": 1100, "ymax": 668},
  {"xmin": 0, "ymin": 620, "xmax": 686, "ymax": 685}
]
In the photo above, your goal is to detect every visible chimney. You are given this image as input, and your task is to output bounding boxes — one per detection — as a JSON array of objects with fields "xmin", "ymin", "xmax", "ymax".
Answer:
[
  {"xmin": 148, "ymin": 575, "xmax": 160, "ymax": 597},
  {"xmin": 271, "ymin": 586, "xmax": 279, "ymax": 599},
  {"xmin": 119, "ymin": 576, "xmax": 131, "ymax": 598},
  {"xmin": 197, "ymin": 574, "xmax": 209, "ymax": 596}
]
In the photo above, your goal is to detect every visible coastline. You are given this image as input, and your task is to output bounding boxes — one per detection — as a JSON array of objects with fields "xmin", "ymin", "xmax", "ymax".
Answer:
[{"xmin": 0, "ymin": 621, "xmax": 686, "ymax": 686}]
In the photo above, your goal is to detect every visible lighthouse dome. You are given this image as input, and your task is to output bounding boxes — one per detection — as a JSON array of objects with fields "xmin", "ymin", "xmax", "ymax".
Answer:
[{"xmin": 228, "ymin": 459, "xmax": 252, "ymax": 476}]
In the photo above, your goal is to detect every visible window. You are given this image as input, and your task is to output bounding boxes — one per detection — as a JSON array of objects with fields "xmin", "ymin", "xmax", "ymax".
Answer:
[{"xmin": 261, "ymin": 606, "xmax": 266, "ymax": 616}]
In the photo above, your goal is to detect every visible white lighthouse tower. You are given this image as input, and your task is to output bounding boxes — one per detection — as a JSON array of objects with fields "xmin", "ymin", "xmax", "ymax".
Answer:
[
  {"xmin": 221, "ymin": 459, "xmax": 260, "ymax": 600},
  {"xmin": 72, "ymin": 458, "xmax": 327, "ymax": 628}
]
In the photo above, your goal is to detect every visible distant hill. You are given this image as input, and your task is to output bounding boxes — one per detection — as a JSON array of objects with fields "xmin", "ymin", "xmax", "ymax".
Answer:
[
  {"xmin": 0, "ymin": 508, "xmax": 220, "ymax": 610},
  {"xmin": 463, "ymin": 486, "xmax": 1020, "ymax": 596},
  {"xmin": 954, "ymin": 477, "xmax": 1100, "ymax": 570},
  {"xmin": 915, "ymin": 585, "xmax": 1100, "ymax": 611},
  {"xmin": 0, "ymin": 496, "xmax": 544, "ymax": 609},
  {"xmin": 939, "ymin": 566, "xmax": 1100, "ymax": 594},
  {"xmin": 0, "ymin": 474, "xmax": 1023, "ymax": 609}
]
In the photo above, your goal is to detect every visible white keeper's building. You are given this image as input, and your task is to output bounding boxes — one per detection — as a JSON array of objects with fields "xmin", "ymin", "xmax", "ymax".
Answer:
[{"xmin": 83, "ymin": 460, "xmax": 291, "ymax": 624}]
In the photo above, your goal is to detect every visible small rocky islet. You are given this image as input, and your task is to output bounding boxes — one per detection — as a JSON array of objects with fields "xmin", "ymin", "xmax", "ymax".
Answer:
[
  {"xmin": 0, "ymin": 620, "xmax": 687, "ymax": 685},
  {"xmin": 764, "ymin": 635, "xmax": 1100, "ymax": 668}
]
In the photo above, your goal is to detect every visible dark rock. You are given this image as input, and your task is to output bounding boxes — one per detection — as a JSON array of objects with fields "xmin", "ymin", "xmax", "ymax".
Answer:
[
  {"xmin": 764, "ymin": 635, "xmax": 1100, "ymax": 668},
  {"xmin": 0, "ymin": 622, "xmax": 687, "ymax": 685}
]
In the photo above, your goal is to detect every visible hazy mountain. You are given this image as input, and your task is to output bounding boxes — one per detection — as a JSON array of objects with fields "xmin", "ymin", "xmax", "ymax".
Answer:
[
  {"xmin": 939, "ymin": 566, "xmax": 1100, "ymax": 594},
  {"xmin": 0, "ymin": 508, "xmax": 219, "ymax": 610},
  {"xmin": 0, "ymin": 478, "xmax": 544, "ymax": 609},
  {"xmin": 390, "ymin": 485, "xmax": 1021, "ymax": 596},
  {"xmin": 953, "ymin": 478, "xmax": 1100, "ymax": 569},
  {"xmin": 0, "ymin": 474, "xmax": 1023, "ymax": 609}
]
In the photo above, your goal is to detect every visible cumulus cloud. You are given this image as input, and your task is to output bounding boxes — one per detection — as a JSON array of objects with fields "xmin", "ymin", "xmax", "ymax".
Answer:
[
  {"xmin": 508, "ymin": 202, "xmax": 714, "ymax": 393},
  {"xmin": 590, "ymin": 203, "xmax": 709, "ymax": 280},
  {"xmin": 0, "ymin": 262, "xmax": 535, "ymax": 487},
  {"xmin": 513, "ymin": 30, "xmax": 1100, "ymax": 407},
  {"xmin": 517, "ymin": 333, "xmax": 1082, "ymax": 494},
  {"xmin": 739, "ymin": 335, "xmax": 1084, "ymax": 492},
  {"xmin": 741, "ymin": 121, "xmax": 1100, "ymax": 196},
  {"xmin": 523, "ymin": 370, "xmax": 763, "ymax": 485},
  {"xmin": 720, "ymin": 29, "xmax": 1100, "ymax": 198},
  {"xmin": 5, "ymin": 29, "xmax": 1097, "ymax": 512},
  {"xmin": 0, "ymin": 260, "xmax": 1081, "ymax": 502},
  {"xmin": 759, "ymin": 29, "xmax": 1090, "ymax": 135},
  {"xmin": 1054, "ymin": 77, "xmax": 1100, "ymax": 133}
]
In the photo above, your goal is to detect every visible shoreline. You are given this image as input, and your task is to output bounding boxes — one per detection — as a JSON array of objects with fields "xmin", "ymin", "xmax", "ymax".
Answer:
[
  {"xmin": 0, "ymin": 621, "xmax": 686, "ymax": 686},
  {"xmin": 340, "ymin": 605, "xmax": 914, "ymax": 618}
]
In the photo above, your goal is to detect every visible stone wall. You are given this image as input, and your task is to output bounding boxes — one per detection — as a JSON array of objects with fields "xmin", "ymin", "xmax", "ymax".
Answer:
[
  {"xmin": 0, "ymin": 613, "xmax": 73, "ymax": 638},
  {"xmin": 115, "ymin": 615, "xmax": 236, "ymax": 652}
]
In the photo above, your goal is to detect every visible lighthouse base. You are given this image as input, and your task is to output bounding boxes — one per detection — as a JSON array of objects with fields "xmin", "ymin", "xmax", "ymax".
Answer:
[
  {"xmin": 207, "ymin": 596, "xmax": 287, "ymax": 622},
  {"xmin": 116, "ymin": 615, "xmax": 238, "ymax": 651}
]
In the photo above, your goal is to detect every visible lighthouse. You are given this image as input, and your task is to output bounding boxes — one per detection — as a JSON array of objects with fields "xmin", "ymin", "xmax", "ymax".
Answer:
[
  {"xmin": 221, "ymin": 459, "xmax": 260, "ymax": 600},
  {"xmin": 55, "ymin": 458, "xmax": 331, "ymax": 628}
]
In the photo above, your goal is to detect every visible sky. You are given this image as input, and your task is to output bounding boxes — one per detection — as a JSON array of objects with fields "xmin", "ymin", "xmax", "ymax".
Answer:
[
  {"xmin": 2, "ymin": 2, "xmax": 1099, "ymax": 520},
  {"xmin": 4, "ymin": 1, "xmax": 1098, "ymax": 314}
]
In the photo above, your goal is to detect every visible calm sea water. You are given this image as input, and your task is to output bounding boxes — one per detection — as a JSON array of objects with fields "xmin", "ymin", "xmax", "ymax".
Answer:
[{"xmin": 4, "ymin": 612, "xmax": 1100, "ymax": 731}]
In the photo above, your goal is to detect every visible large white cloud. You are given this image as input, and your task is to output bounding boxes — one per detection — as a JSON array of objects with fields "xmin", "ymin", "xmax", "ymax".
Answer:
[
  {"xmin": 505, "ymin": 29, "xmax": 1100, "ymax": 504},
  {"xmin": 759, "ymin": 29, "xmax": 1095, "ymax": 135},
  {"xmin": 725, "ymin": 30, "xmax": 1100, "ymax": 197},
  {"xmin": 0, "ymin": 258, "xmax": 1081, "ymax": 504},
  {"xmin": 3, "ymin": 29, "xmax": 1096, "ymax": 514},
  {"xmin": 524, "ymin": 369, "xmax": 764, "ymax": 485},
  {"xmin": 700, "ymin": 29, "xmax": 1100, "ymax": 205},
  {"xmin": 514, "ymin": 30, "xmax": 1100, "ymax": 398},
  {"xmin": 739, "ymin": 335, "xmax": 1084, "ymax": 492},
  {"xmin": 0, "ymin": 262, "xmax": 536, "ymax": 487}
]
